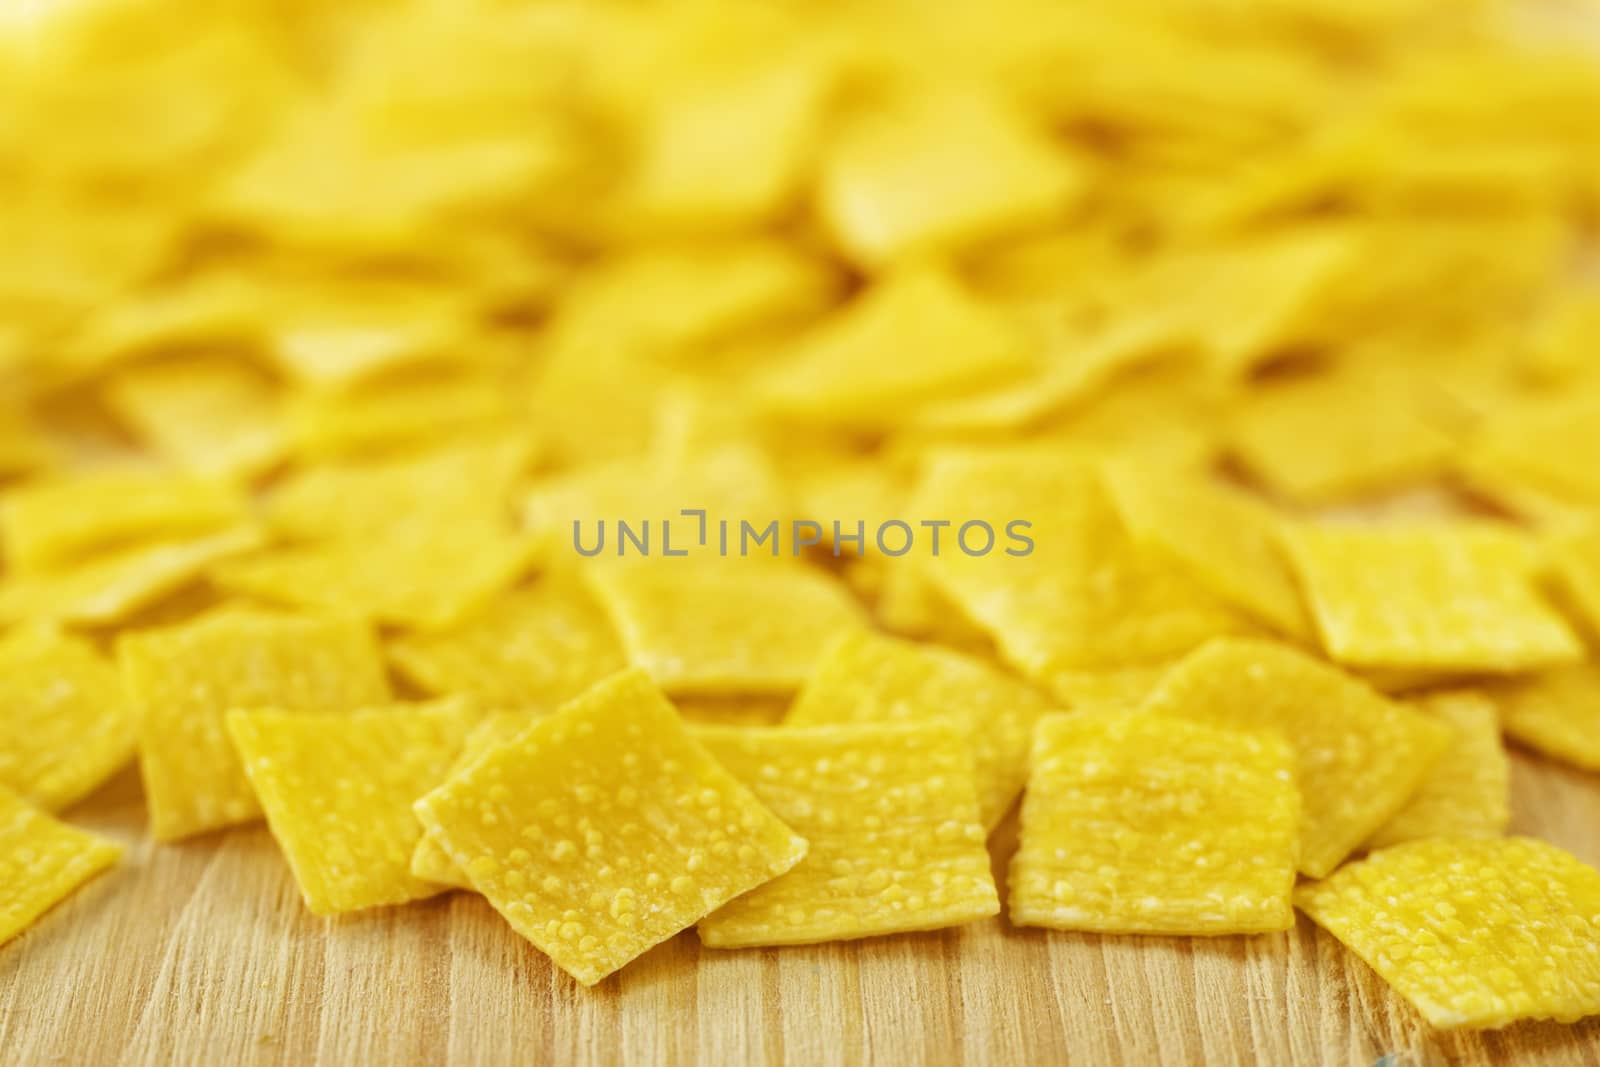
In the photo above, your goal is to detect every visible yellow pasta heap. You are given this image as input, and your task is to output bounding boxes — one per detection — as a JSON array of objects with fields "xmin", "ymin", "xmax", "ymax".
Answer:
[{"xmin": 4, "ymin": 0, "xmax": 1600, "ymax": 1034}]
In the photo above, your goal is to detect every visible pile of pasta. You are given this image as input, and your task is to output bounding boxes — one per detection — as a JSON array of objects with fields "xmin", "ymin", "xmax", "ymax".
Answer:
[{"xmin": 5, "ymin": 0, "xmax": 1600, "ymax": 1033}]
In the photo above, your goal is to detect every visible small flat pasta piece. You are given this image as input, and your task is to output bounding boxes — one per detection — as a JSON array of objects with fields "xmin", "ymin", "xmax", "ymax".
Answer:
[
  {"xmin": 1366, "ymin": 692, "xmax": 1510, "ymax": 849},
  {"xmin": 1026, "ymin": 363, "xmax": 1229, "ymax": 471},
  {"xmin": 287, "ymin": 373, "xmax": 525, "ymax": 460},
  {"xmin": 389, "ymin": 577, "xmax": 625, "ymax": 708},
  {"xmin": 267, "ymin": 430, "xmax": 536, "ymax": 542},
  {"xmin": 1283, "ymin": 521, "xmax": 1582, "ymax": 675},
  {"xmin": 818, "ymin": 86, "xmax": 1087, "ymax": 268},
  {"xmin": 1228, "ymin": 374, "xmax": 1453, "ymax": 504},
  {"xmin": 912, "ymin": 453, "xmax": 1254, "ymax": 686},
  {"xmin": 1, "ymin": 472, "xmax": 249, "ymax": 572},
  {"xmin": 211, "ymin": 521, "xmax": 538, "ymax": 631},
  {"xmin": 672, "ymin": 694, "xmax": 790, "ymax": 727},
  {"xmin": 871, "ymin": 561, "xmax": 994, "ymax": 651},
  {"xmin": 1045, "ymin": 664, "xmax": 1172, "ymax": 714},
  {"xmin": 0, "ymin": 785, "xmax": 122, "ymax": 947},
  {"xmin": 528, "ymin": 333, "xmax": 672, "ymax": 467},
  {"xmin": 550, "ymin": 241, "xmax": 838, "ymax": 360},
  {"xmin": 1009, "ymin": 713, "xmax": 1298, "ymax": 935},
  {"xmin": 785, "ymin": 630, "xmax": 1054, "ymax": 828},
  {"xmin": 54, "ymin": 270, "xmax": 260, "ymax": 379},
  {"xmin": 612, "ymin": 51, "xmax": 834, "ymax": 233},
  {"xmin": 1296, "ymin": 838, "xmax": 1600, "ymax": 1030},
  {"xmin": 0, "ymin": 404, "xmax": 57, "ymax": 480},
  {"xmin": 649, "ymin": 382, "xmax": 767, "ymax": 464},
  {"xmin": 784, "ymin": 455, "xmax": 908, "ymax": 556},
  {"xmin": 1173, "ymin": 227, "xmax": 1355, "ymax": 378},
  {"xmin": 695, "ymin": 722, "xmax": 998, "ymax": 947},
  {"xmin": 524, "ymin": 444, "xmax": 789, "ymax": 562},
  {"xmin": 1487, "ymin": 663, "xmax": 1600, "ymax": 772},
  {"xmin": 1141, "ymin": 638, "xmax": 1451, "ymax": 878},
  {"xmin": 1456, "ymin": 447, "xmax": 1595, "ymax": 528},
  {"xmin": 1104, "ymin": 463, "xmax": 1312, "ymax": 640},
  {"xmin": 754, "ymin": 267, "xmax": 1037, "ymax": 428},
  {"xmin": 119, "ymin": 611, "xmax": 391, "ymax": 841},
  {"xmin": 906, "ymin": 305, "xmax": 1180, "ymax": 434},
  {"xmin": 1547, "ymin": 525, "xmax": 1600, "ymax": 642},
  {"xmin": 413, "ymin": 669, "xmax": 808, "ymax": 986},
  {"xmin": 1522, "ymin": 291, "xmax": 1600, "ymax": 386},
  {"xmin": 103, "ymin": 359, "xmax": 287, "ymax": 482},
  {"xmin": 0, "ymin": 526, "xmax": 265, "ymax": 627},
  {"xmin": 229, "ymin": 698, "xmax": 482, "ymax": 915},
  {"xmin": 265, "ymin": 288, "xmax": 475, "ymax": 393},
  {"xmin": 411, "ymin": 711, "xmax": 541, "ymax": 890},
  {"xmin": 584, "ymin": 562, "xmax": 864, "ymax": 695},
  {"xmin": 0, "ymin": 628, "xmax": 133, "ymax": 811},
  {"xmin": 1460, "ymin": 396, "xmax": 1600, "ymax": 517}
]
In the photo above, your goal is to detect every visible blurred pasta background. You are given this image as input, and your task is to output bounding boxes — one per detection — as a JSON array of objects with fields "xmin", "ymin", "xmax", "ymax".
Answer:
[{"xmin": 3, "ymin": 0, "xmax": 1600, "ymax": 629}]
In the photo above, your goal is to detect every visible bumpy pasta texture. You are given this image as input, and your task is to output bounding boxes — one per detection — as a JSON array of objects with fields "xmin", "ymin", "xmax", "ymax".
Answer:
[{"xmin": 2, "ymin": 0, "xmax": 1599, "ymax": 1024}]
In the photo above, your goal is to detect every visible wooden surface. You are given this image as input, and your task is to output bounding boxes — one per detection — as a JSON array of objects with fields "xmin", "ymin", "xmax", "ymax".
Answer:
[{"xmin": 4, "ymin": 748, "xmax": 1600, "ymax": 1066}]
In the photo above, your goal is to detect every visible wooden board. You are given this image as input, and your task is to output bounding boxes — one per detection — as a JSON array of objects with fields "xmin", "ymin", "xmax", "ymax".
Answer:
[{"xmin": 3, "ymin": 748, "xmax": 1600, "ymax": 1066}]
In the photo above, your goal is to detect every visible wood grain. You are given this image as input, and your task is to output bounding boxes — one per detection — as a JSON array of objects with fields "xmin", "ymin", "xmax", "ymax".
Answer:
[{"xmin": 4, "ymin": 746, "xmax": 1600, "ymax": 1066}]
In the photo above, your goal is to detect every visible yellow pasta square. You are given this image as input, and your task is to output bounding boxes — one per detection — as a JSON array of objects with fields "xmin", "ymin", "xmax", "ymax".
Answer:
[
  {"xmin": 1523, "ymin": 290, "xmax": 1600, "ymax": 386},
  {"xmin": 1456, "ymin": 441, "xmax": 1596, "ymax": 528},
  {"xmin": 119, "ymin": 611, "xmax": 391, "ymax": 841},
  {"xmin": 754, "ymin": 267, "xmax": 1037, "ymax": 428},
  {"xmin": 210, "ymin": 521, "xmax": 538, "ymax": 631},
  {"xmin": 871, "ymin": 561, "xmax": 994, "ymax": 650},
  {"xmin": 785, "ymin": 455, "xmax": 908, "ymax": 557},
  {"xmin": 1366, "ymin": 691, "xmax": 1509, "ymax": 849},
  {"xmin": 0, "ymin": 403, "xmax": 56, "ymax": 480},
  {"xmin": 672, "ymin": 694, "xmax": 790, "ymax": 727},
  {"xmin": 584, "ymin": 562, "xmax": 864, "ymax": 695},
  {"xmin": 103, "ymin": 359, "xmax": 287, "ymax": 482},
  {"xmin": 0, "ymin": 785, "xmax": 122, "ymax": 947},
  {"xmin": 785, "ymin": 630, "xmax": 1054, "ymax": 829},
  {"xmin": 1, "ymin": 472, "xmax": 249, "ymax": 572},
  {"xmin": 550, "ymin": 241, "xmax": 838, "ymax": 360},
  {"xmin": 1548, "ymin": 524, "xmax": 1600, "ymax": 643},
  {"xmin": 0, "ymin": 628, "xmax": 133, "ymax": 811},
  {"xmin": 0, "ymin": 526, "xmax": 265, "ymax": 627},
  {"xmin": 528, "ymin": 333, "xmax": 672, "ymax": 468},
  {"xmin": 524, "ymin": 444, "xmax": 789, "ymax": 563},
  {"xmin": 1487, "ymin": 663, "xmax": 1600, "ymax": 772},
  {"xmin": 913, "ymin": 453, "xmax": 1254, "ymax": 686},
  {"xmin": 54, "ymin": 269, "xmax": 260, "ymax": 379},
  {"xmin": 266, "ymin": 430, "xmax": 536, "ymax": 543},
  {"xmin": 1009, "ymin": 712, "xmax": 1298, "ymax": 935},
  {"xmin": 288, "ymin": 373, "xmax": 525, "ymax": 460},
  {"xmin": 1104, "ymin": 463, "xmax": 1313, "ymax": 640},
  {"xmin": 1296, "ymin": 838, "xmax": 1600, "ymax": 1030},
  {"xmin": 1283, "ymin": 521, "xmax": 1583, "ymax": 674},
  {"xmin": 694, "ymin": 722, "xmax": 999, "ymax": 947},
  {"xmin": 906, "ymin": 305, "xmax": 1178, "ymax": 435},
  {"xmin": 389, "ymin": 576, "xmax": 625, "ymax": 709},
  {"xmin": 265, "ymin": 286, "xmax": 474, "ymax": 393},
  {"xmin": 1044, "ymin": 664, "xmax": 1172, "ymax": 714},
  {"xmin": 613, "ymin": 52, "xmax": 833, "ymax": 233},
  {"xmin": 1150, "ymin": 227, "xmax": 1354, "ymax": 379},
  {"xmin": 1227, "ymin": 373, "xmax": 1453, "ymax": 504},
  {"xmin": 1140, "ymin": 638, "xmax": 1451, "ymax": 878},
  {"xmin": 1460, "ymin": 396, "xmax": 1600, "ymax": 517},
  {"xmin": 1026, "ymin": 364, "xmax": 1229, "ymax": 471},
  {"xmin": 413, "ymin": 669, "xmax": 808, "ymax": 986},
  {"xmin": 229, "ymin": 698, "xmax": 482, "ymax": 915},
  {"xmin": 818, "ymin": 86, "xmax": 1086, "ymax": 268},
  {"xmin": 648, "ymin": 382, "xmax": 767, "ymax": 463},
  {"xmin": 411, "ymin": 710, "xmax": 541, "ymax": 890}
]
